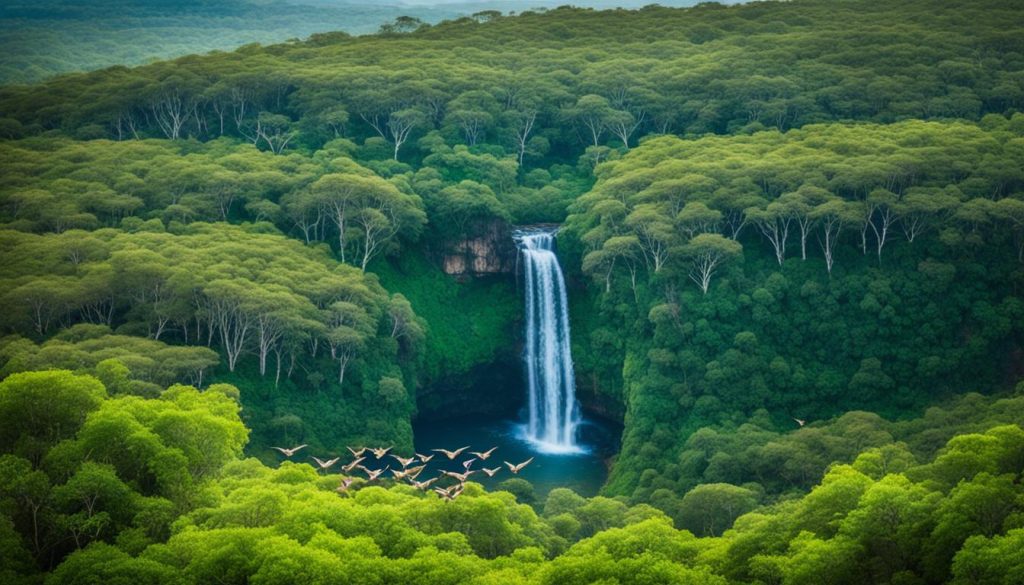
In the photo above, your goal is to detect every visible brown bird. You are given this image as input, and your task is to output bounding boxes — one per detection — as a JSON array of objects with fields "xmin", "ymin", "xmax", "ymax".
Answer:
[
  {"xmin": 409, "ymin": 476, "xmax": 439, "ymax": 490},
  {"xmin": 370, "ymin": 446, "xmax": 392, "ymax": 459},
  {"xmin": 469, "ymin": 447, "xmax": 497, "ymax": 460},
  {"xmin": 481, "ymin": 467, "xmax": 501, "ymax": 477},
  {"xmin": 404, "ymin": 464, "xmax": 426, "ymax": 479},
  {"xmin": 432, "ymin": 446, "xmax": 470, "ymax": 460},
  {"xmin": 360, "ymin": 465, "xmax": 388, "ymax": 481},
  {"xmin": 391, "ymin": 465, "xmax": 425, "ymax": 481},
  {"xmin": 462, "ymin": 458, "xmax": 476, "ymax": 471},
  {"xmin": 335, "ymin": 477, "xmax": 355, "ymax": 493},
  {"xmin": 438, "ymin": 484, "xmax": 462, "ymax": 496},
  {"xmin": 504, "ymin": 458, "xmax": 534, "ymax": 474},
  {"xmin": 391, "ymin": 468, "xmax": 414, "ymax": 481},
  {"xmin": 434, "ymin": 485, "xmax": 464, "ymax": 501},
  {"xmin": 311, "ymin": 456, "xmax": 340, "ymax": 470},
  {"xmin": 415, "ymin": 452, "xmax": 434, "ymax": 463},
  {"xmin": 391, "ymin": 454, "xmax": 417, "ymax": 468},
  {"xmin": 442, "ymin": 469, "xmax": 476, "ymax": 483},
  {"xmin": 271, "ymin": 444, "xmax": 307, "ymax": 457},
  {"xmin": 341, "ymin": 457, "xmax": 366, "ymax": 473},
  {"xmin": 792, "ymin": 417, "xmax": 806, "ymax": 427},
  {"xmin": 347, "ymin": 446, "xmax": 367, "ymax": 458}
]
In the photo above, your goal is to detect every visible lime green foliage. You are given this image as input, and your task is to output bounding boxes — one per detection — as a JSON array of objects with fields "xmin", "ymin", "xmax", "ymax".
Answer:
[
  {"xmin": 3, "ymin": 370, "xmax": 1024, "ymax": 583},
  {"xmin": 3, "ymin": 0, "xmax": 1022, "ymax": 150},
  {"xmin": 563, "ymin": 118, "xmax": 1024, "ymax": 502},
  {"xmin": 0, "ymin": 325, "xmax": 218, "ymax": 393},
  {"xmin": 215, "ymin": 362, "xmax": 417, "ymax": 467},
  {"xmin": 1, "ymin": 1, "xmax": 1024, "ymax": 580},
  {"xmin": 372, "ymin": 251, "xmax": 521, "ymax": 414},
  {"xmin": 0, "ymin": 138, "xmax": 425, "ymax": 262},
  {"xmin": 0, "ymin": 223, "xmax": 420, "ymax": 458},
  {"xmin": 0, "ymin": 370, "xmax": 106, "ymax": 463},
  {"xmin": 0, "ymin": 371, "xmax": 246, "ymax": 573},
  {"xmin": 625, "ymin": 391, "xmax": 1024, "ymax": 528}
]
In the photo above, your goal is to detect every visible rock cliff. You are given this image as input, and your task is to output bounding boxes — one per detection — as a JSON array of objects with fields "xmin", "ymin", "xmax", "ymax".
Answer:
[{"xmin": 439, "ymin": 220, "xmax": 518, "ymax": 276}]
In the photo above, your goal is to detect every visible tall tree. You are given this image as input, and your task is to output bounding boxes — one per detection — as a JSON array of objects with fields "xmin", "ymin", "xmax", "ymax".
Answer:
[{"xmin": 684, "ymin": 233, "xmax": 742, "ymax": 294}]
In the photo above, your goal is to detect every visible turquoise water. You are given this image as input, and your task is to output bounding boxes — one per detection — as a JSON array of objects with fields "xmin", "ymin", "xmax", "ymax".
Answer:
[{"xmin": 411, "ymin": 415, "xmax": 620, "ymax": 497}]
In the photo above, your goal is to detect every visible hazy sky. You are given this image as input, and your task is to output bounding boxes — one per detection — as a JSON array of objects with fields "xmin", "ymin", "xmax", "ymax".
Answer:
[
  {"xmin": 290, "ymin": 1, "xmax": 736, "ymax": 11},
  {"xmin": 387, "ymin": 1, "xmax": 711, "ymax": 7}
]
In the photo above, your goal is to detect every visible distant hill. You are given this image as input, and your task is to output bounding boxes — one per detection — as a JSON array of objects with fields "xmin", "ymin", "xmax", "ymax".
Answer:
[{"xmin": 0, "ymin": 0, "xmax": 721, "ymax": 85}]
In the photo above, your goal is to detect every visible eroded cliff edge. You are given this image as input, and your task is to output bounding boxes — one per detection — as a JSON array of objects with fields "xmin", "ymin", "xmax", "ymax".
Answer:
[{"xmin": 436, "ymin": 220, "xmax": 518, "ymax": 277}]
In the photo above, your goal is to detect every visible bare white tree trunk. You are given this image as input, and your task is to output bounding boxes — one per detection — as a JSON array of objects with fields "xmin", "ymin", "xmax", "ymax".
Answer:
[
  {"xmin": 818, "ymin": 216, "xmax": 842, "ymax": 275},
  {"xmin": 513, "ymin": 111, "xmax": 537, "ymax": 166},
  {"xmin": 756, "ymin": 216, "xmax": 791, "ymax": 265}
]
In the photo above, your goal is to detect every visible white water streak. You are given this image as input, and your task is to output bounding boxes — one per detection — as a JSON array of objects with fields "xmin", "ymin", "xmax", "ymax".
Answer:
[{"xmin": 516, "ymin": 229, "xmax": 581, "ymax": 453}]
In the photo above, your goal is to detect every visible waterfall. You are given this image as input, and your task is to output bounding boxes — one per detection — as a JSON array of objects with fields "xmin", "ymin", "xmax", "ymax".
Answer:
[{"xmin": 515, "ymin": 228, "xmax": 581, "ymax": 453}]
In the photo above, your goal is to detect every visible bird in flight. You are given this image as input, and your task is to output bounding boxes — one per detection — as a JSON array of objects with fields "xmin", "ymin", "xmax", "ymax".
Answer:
[
  {"xmin": 271, "ymin": 444, "xmax": 307, "ymax": 457},
  {"xmin": 792, "ymin": 417, "xmax": 806, "ymax": 427},
  {"xmin": 335, "ymin": 477, "xmax": 355, "ymax": 493},
  {"xmin": 461, "ymin": 458, "xmax": 476, "ymax": 471},
  {"xmin": 481, "ymin": 467, "xmax": 501, "ymax": 477},
  {"xmin": 391, "ymin": 454, "xmax": 417, "ymax": 468},
  {"xmin": 504, "ymin": 458, "xmax": 534, "ymax": 474},
  {"xmin": 432, "ymin": 446, "xmax": 470, "ymax": 460},
  {"xmin": 370, "ymin": 446, "xmax": 392, "ymax": 459},
  {"xmin": 442, "ymin": 469, "xmax": 476, "ymax": 483},
  {"xmin": 409, "ymin": 476, "xmax": 439, "ymax": 490},
  {"xmin": 390, "ymin": 468, "xmax": 414, "ymax": 480},
  {"xmin": 347, "ymin": 446, "xmax": 367, "ymax": 458},
  {"xmin": 434, "ymin": 485, "xmax": 464, "ymax": 501},
  {"xmin": 341, "ymin": 457, "xmax": 365, "ymax": 473},
  {"xmin": 390, "ymin": 465, "xmax": 424, "ymax": 481},
  {"xmin": 469, "ymin": 447, "xmax": 497, "ymax": 460},
  {"xmin": 360, "ymin": 466, "xmax": 388, "ymax": 481},
  {"xmin": 312, "ymin": 456, "xmax": 340, "ymax": 470},
  {"xmin": 415, "ymin": 452, "xmax": 434, "ymax": 463}
]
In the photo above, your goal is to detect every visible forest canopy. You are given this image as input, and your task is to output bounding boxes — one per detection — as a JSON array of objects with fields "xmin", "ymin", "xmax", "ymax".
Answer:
[
  {"xmin": 2, "ymin": 371, "xmax": 1024, "ymax": 583},
  {"xmin": 2, "ymin": 0, "xmax": 1024, "ymax": 582}
]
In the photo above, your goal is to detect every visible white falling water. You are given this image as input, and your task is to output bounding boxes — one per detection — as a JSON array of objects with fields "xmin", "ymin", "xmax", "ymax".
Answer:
[{"xmin": 515, "ymin": 228, "xmax": 582, "ymax": 453}]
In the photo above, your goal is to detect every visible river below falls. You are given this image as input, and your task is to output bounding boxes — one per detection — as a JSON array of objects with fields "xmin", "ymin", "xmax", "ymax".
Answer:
[{"xmin": 412, "ymin": 414, "xmax": 621, "ymax": 497}]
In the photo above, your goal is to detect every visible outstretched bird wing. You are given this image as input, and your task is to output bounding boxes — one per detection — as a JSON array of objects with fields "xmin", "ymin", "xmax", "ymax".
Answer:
[{"xmin": 471, "ymin": 447, "xmax": 497, "ymax": 459}]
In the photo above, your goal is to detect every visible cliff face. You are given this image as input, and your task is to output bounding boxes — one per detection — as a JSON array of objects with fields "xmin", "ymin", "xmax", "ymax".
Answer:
[{"xmin": 440, "ymin": 220, "xmax": 518, "ymax": 276}]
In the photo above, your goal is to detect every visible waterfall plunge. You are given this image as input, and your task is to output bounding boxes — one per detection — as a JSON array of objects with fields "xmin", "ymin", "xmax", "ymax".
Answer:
[{"xmin": 515, "ymin": 228, "xmax": 582, "ymax": 454}]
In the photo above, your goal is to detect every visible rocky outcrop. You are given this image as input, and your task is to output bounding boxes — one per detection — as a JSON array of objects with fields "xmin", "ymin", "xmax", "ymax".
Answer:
[{"xmin": 440, "ymin": 220, "xmax": 518, "ymax": 276}]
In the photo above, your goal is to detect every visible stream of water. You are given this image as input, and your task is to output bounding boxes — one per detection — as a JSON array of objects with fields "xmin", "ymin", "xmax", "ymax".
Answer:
[
  {"xmin": 411, "ymin": 227, "xmax": 617, "ymax": 497},
  {"xmin": 516, "ymin": 228, "xmax": 582, "ymax": 453}
]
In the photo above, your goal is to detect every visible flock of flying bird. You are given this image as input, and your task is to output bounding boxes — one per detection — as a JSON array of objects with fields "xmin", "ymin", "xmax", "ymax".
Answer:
[{"xmin": 271, "ymin": 444, "xmax": 534, "ymax": 502}]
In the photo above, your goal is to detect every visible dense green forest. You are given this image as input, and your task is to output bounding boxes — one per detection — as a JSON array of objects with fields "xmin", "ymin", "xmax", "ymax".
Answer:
[
  {"xmin": 0, "ymin": 0, "xmax": 709, "ymax": 85},
  {"xmin": 2, "ymin": 0, "xmax": 1024, "ymax": 582},
  {"xmin": 0, "ymin": 0, "xmax": 469, "ymax": 85},
  {"xmin": 3, "ymin": 371, "xmax": 1024, "ymax": 583}
]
